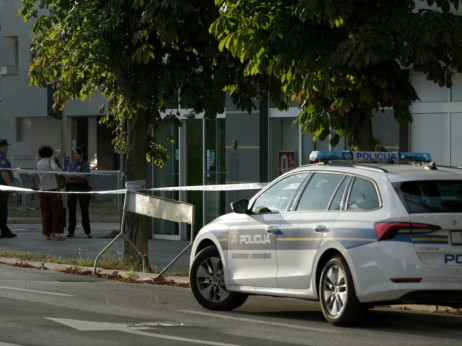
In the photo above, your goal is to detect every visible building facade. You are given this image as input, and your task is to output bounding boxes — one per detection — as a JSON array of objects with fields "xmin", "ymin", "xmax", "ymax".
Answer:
[
  {"xmin": 1, "ymin": 0, "xmax": 462, "ymax": 240},
  {"xmin": 0, "ymin": 0, "xmax": 117, "ymax": 170}
]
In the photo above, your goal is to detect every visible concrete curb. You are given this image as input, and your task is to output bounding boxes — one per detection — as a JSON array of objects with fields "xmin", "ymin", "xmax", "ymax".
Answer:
[{"xmin": 0, "ymin": 256, "xmax": 189, "ymax": 285}]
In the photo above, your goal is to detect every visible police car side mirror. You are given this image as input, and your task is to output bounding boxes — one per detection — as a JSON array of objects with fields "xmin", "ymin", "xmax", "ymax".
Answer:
[{"xmin": 231, "ymin": 199, "xmax": 249, "ymax": 214}]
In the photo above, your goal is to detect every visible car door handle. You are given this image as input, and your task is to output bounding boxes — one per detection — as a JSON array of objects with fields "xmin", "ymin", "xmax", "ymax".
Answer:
[
  {"xmin": 266, "ymin": 226, "xmax": 279, "ymax": 234},
  {"xmin": 315, "ymin": 225, "xmax": 327, "ymax": 232}
]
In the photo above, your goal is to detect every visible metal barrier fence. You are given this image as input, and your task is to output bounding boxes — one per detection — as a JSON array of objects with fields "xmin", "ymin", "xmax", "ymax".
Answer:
[{"xmin": 92, "ymin": 190, "xmax": 194, "ymax": 278}]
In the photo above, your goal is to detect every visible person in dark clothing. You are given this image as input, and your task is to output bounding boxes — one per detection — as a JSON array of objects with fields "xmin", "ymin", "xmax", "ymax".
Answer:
[
  {"xmin": 0, "ymin": 139, "xmax": 17, "ymax": 238},
  {"xmin": 66, "ymin": 146, "xmax": 92, "ymax": 238}
]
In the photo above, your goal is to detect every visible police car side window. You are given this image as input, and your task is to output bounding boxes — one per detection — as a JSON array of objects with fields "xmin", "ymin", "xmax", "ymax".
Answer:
[
  {"xmin": 328, "ymin": 175, "xmax": 350, "ymax": 210},
  {"xmin": 296, "ymin": 173, "xmax": 345, "ymax": 211},
  {"xmin": 347, "ymin": 177, "xmax": 380, "ymax": 211},
  {"xmin": 252, "ymin": 173, "xmax": 307, "ymax": 214}
]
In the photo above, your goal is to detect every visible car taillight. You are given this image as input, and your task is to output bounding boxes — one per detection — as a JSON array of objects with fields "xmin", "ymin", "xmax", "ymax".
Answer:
[{"xmin": 374, "ymin": 222, "xmax": 441, "ymax": 241}]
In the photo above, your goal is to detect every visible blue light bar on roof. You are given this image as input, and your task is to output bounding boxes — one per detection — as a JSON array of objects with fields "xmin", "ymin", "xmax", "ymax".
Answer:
[
  {"xmin": 310, "ymin": 151, "xmax": 432, "ymax": 163},
  {"xmin": 310, "ymin": 151, "xmax": 353, "ymax": 161},
  {"xmin": 398, "ymin": 152, "xmax": 432, "ymax": 162}
]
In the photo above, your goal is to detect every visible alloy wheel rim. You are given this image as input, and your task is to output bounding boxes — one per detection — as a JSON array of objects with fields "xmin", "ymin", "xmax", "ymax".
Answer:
[
  {"xmin": 196, "ymin": 256, "xmax": 229, "ymax": 302},
  {"xmin": 322, "ymin": 264, "xmax": 347, "ymax": 317}
]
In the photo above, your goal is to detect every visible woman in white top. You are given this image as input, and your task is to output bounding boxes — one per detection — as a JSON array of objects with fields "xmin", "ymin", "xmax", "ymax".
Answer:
[{"xmin": 37, "ymin": 145, "xmax": 65, "ymax": 240}]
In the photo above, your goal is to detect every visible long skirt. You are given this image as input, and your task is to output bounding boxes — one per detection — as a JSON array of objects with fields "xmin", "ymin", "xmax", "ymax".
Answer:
[{"xmin": 39, "ymin": 190, "xmax": 65, "ymax": 236}]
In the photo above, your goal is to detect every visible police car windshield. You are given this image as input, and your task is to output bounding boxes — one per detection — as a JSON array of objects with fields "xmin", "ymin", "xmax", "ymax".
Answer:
[{"xmin": 394, "ymin": 180, "xmax": 462, "ymax": 213}]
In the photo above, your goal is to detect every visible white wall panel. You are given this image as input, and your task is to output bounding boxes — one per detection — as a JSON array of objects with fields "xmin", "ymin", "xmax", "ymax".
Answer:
[
  {"xmin": 411, "ymin": 73, "xmax": 449, "ymax": 102},
  {"xmin": 450, "ymin": 113, "xmax": 462, "ymax": 167},
  {"xmin": 451, "ymin": 74, "xmax": 462, "ymax": 102},
  {"xmin": 410, "ymin": 113, "xmax": 450, "ymax": 165}
]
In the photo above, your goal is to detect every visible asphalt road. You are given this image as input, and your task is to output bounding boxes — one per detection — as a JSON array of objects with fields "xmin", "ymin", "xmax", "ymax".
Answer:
[{"xmin": 1, "ymin": 263, "xmax": 462, "ymax": 346}]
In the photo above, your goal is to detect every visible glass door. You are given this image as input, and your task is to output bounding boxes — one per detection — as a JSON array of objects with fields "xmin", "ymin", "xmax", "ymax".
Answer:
[
  {"xmin": 204, "ymin": 119, "xmax": 226, "ymax": 224},
  {"xmin": 152, "ymin": 124, "xmax": 180, "ymax": 237},
  {"xmin": 186, "ymin": 119, "xmax": 204, "ymax": 235}
]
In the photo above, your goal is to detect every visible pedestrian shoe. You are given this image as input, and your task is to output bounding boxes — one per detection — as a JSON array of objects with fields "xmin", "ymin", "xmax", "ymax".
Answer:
[
  {"xmin": 66, "ymin": 234, "xmax": 74, "ymax": 238},
  {"xmin": 86, "ymin": 234, "xmax": 92, "ymax": 238},
  {"xmin": 2, "ymin": 232, "xmax": 17, "ymax": 238},
  {"xmin": 51, "ymin": 234, "xmax": 65, "ymax": 241}
]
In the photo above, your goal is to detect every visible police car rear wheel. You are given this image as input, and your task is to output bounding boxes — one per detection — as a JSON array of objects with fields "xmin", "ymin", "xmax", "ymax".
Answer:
[
  {"xmin": 319, "ymin": 256, "xmax": 365, "ymax": 326},
  {"xmin": 190, "ymin": 246, "xmax": 248, "ymax": 310}
]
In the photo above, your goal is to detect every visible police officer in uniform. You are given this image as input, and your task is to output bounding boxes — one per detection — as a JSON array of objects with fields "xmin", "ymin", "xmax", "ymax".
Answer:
[
  {"xmin": 66, "ymin": 146, "xmax": 92, "ymax": 238},
  {"xmin": 0, "ymin": 139, "xmax": 17, "ymax": 238}
]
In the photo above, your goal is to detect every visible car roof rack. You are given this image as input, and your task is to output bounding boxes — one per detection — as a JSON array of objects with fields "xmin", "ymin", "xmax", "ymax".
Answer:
[{"xmin": 309, "ymin": 151, "xmax": 434, "ymax": 166}]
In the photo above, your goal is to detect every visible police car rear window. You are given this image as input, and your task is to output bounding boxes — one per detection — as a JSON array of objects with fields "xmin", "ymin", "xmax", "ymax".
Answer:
[{"xmin": 395, "ymin": 181, "xmax": 462, "ymax": 213}]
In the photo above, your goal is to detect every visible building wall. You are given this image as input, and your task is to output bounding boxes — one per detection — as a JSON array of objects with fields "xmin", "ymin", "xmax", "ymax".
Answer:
[
  {"xmin": 0, "ymin": 0, "xmax": 45, "ymax": 120},
  {"xmin": 0, "ymin": 0, "xmax": 107, "ymax": 167},
  {"xmin": 0, "ymin": 0, "xmax": 44, "ymax": 160},
  {"xmin": 410, "ymin": 72, "xmax": 462, "ymax": 166}
]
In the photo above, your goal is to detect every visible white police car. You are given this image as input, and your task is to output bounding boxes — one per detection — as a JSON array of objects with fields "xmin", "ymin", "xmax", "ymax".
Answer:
[{"xmin": 189, "ymin": 151, "xmax": 462, "ymax": 326}]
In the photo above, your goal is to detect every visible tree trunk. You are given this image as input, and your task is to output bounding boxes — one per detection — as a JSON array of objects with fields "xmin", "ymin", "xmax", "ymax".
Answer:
[
  {"xmin": 123, "ymin": 110, "xmax": 150, "ymax": 271},
  {"xmin": 355, "ymin": 116, "xmax": 376, "ymax": 151}
]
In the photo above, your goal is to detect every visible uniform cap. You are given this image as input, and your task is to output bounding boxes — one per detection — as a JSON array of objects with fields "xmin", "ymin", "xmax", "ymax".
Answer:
[{"xmin": 0, "ymin": 139, "xmax": 10, "ymax": 147}]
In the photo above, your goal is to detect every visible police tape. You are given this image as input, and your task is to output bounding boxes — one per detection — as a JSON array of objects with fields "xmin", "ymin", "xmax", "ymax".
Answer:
[
  {"xmin": 0, "ymin": 185, "xmax": 122, "ymax": 194},
  {"xmin": 0, "ymin": 182, "xmax": 268, "ymax": 194},
  {"xmin": 1, "ymin": 167, "xmax": 267, "ymax": 193},
  {"xmin": 2, "ymin": 167, "xmax": 120, "ymax": 176},
  {"xmin": 148, "ymin": 183, "xmax": 268, "ymax": 192}
]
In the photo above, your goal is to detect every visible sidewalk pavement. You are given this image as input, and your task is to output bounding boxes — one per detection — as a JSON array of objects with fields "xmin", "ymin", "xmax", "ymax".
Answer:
[{"xmin": 0, "ymin": 222, "xmax": 191, "ymax": 284}]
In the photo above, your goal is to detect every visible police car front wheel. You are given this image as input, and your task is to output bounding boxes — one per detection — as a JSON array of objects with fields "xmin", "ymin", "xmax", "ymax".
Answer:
[
  {"xmin": 319, "ymin": 256, "xmax": 365, "ymax": 326},
  {"xmin": 190, "ymin": 246, "xmax": 248, "ymax": 310}
]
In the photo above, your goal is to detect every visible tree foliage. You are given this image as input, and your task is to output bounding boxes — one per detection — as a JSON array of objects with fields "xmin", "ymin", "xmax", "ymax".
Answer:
[
  {"xmin": 211, "ymin": 0, "xmax": 462, "ymax": 149},
  {"xmin": 19, "ymin": 0, "xmax": 284, "ymax": 269},
  {"xmin": 20, "ymin": 0, "xmax": 277, "ymax": 160}
]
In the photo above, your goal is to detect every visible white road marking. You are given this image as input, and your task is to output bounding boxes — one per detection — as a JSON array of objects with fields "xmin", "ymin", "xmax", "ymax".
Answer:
[
  {"xmin": 0, "ymin": 286, "xmax": 73, "ymax": 297},
  {"xmin": 179, "ymin": 310, "xmax": 336, "ymax": 333},
  {"xmin": 47, "ymin": 318, "xmax": 240, "ymax": 346}
]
